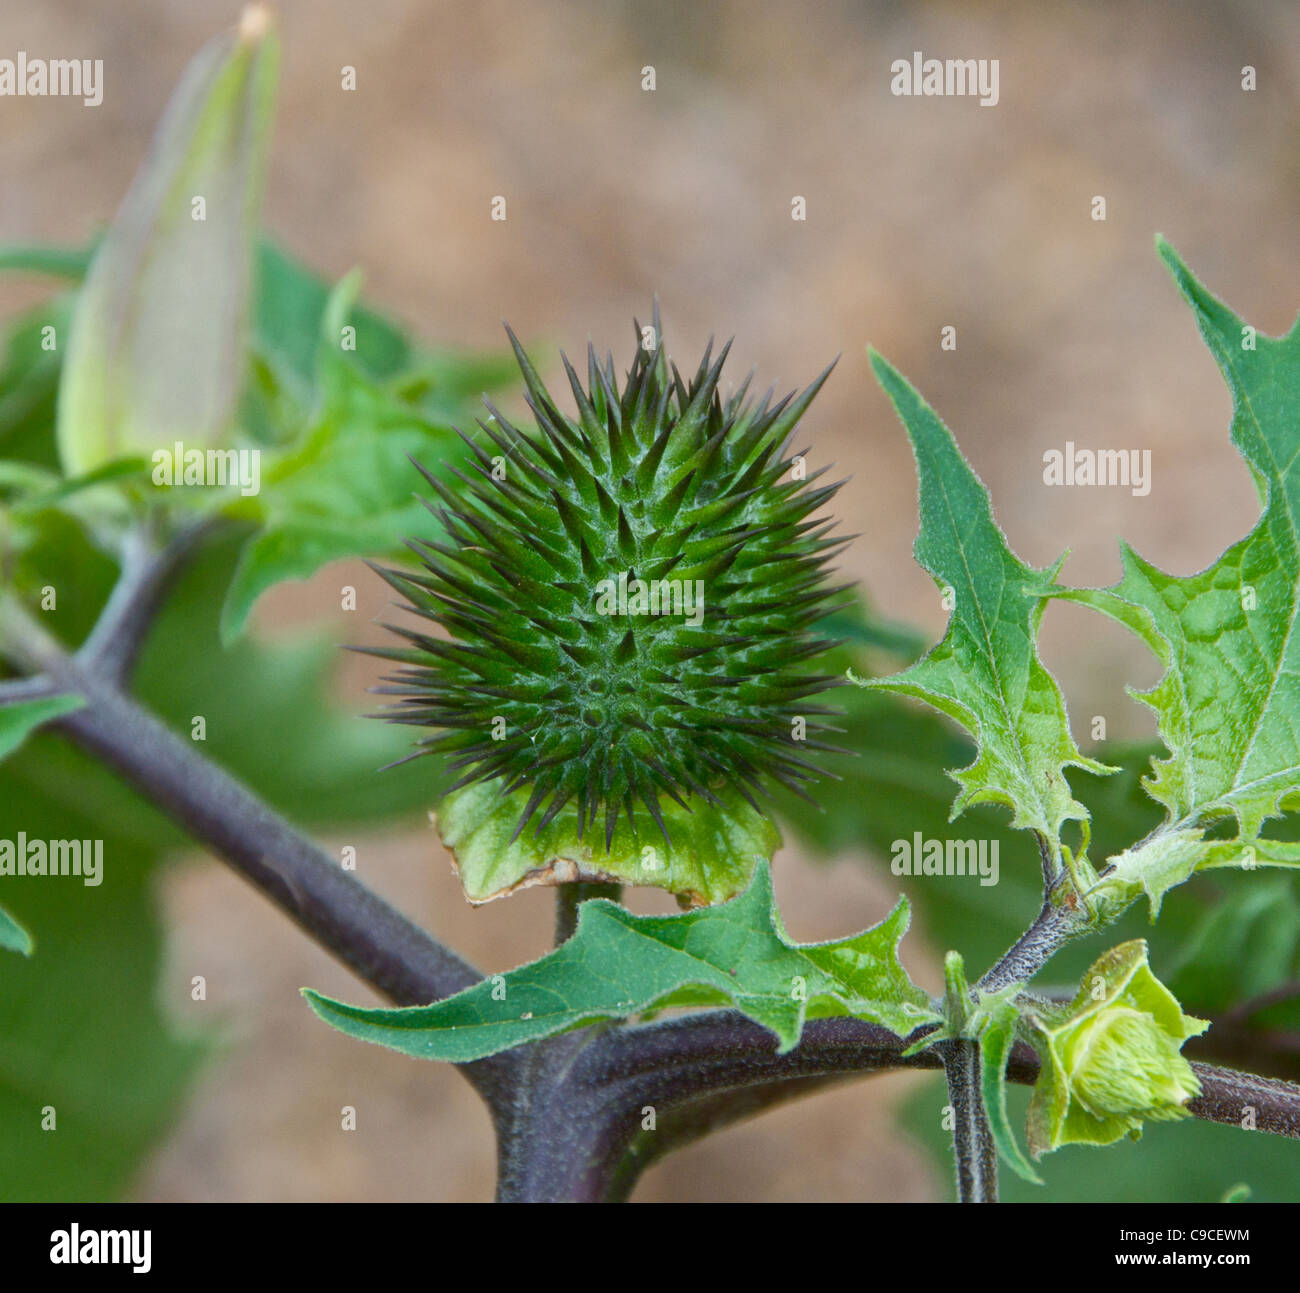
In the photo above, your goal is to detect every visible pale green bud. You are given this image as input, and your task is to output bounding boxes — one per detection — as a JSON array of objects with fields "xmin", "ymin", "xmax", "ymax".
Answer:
[
  {"xmin": 57, "ymin": 5, "xmax": 278, "ymax": 477},
  {"xmin": 1064, "ymin": 1007, "xmax": 1199, "ymax": 1118},
  {"xmin": 1027, "ymin": 940, "xmax": 1207, "ymax": 1156}
]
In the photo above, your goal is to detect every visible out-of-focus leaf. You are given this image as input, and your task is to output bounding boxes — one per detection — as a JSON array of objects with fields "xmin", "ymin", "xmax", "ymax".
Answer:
[
  {"xmin": 252, "ymin": 241, "xmax": 411, "ymax": 393},
  {"xmin": 1167, "ymin": 876, "xmax": 1300, "ymax": 1024},
  {"xmin": 0, "ymin": 905, "xmax": 32, "ymax": 955},
  {"xmin": 218, "ymin": 308, "xmax": 462, "ymax": 642},
  {"xmin": 820, "ymin": 600, "xmax": 927, "ymax": 660},
  {"xmin": 3, "ymin": 507, "xmax": 118, "ymax": 641},
  {"xmin": 0, "ymin": 797, "xmax": 202, "ymax": 1202},
  {"xmin": 0, "ymin": 300, "xmax": 69, "ymax": 465},
  {"xmin": 0, "ymin": 246, "xmax": 93, "ymax": 279},
  {"xmin": 11, "ymin": 458, "xmax": 149, "ymax": 512},
  {"xmin": 0, "ymin": 694, "xmax": 85, "ymax": 763}
]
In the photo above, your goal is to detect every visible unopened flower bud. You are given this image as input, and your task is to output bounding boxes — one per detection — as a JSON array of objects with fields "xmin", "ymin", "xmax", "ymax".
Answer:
[
  {"xmin": 1027, "ymin": 940, "xmax": 1207, "ymax": 1156},
  {"xmin": 58, "ymin": 5, "xmax": 278, "ymax": 477}
]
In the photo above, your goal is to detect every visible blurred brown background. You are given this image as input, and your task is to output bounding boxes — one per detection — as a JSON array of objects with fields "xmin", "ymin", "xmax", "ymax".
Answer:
[{"xmin": 3, "ymin": 0, "xmax": 1299, "ymax": 1200}]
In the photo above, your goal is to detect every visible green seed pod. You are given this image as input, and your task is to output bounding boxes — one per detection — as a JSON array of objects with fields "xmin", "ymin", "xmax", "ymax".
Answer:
[{"xmin": 370, "ymin": 313, "xmax": 849, "ymax": 904}]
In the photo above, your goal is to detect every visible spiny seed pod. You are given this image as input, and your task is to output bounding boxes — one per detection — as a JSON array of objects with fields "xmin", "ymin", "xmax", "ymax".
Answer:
[{"xmin": 368, "ymin": 311, "xmax": 851, "ymax": 905}]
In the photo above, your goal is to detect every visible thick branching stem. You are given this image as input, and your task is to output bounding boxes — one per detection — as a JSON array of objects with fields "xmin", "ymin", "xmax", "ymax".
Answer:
[
  {"xmin": 76, "ymin": 517, "xmax": 212, "ymax": 684},
  {"xmin": 936, "ymin": 951, "xmax": 998, "ymax": 1201},
  {"xmin": 0, "ymin": 674, "xmax": 59, "ymax": 706},
  {"xmin": 495, "ymin": 1016, "xmax": 952, "ymax": 1201},
  {"xmin": 975, "ymin": 900, "xmax": 1077, "ymax": 996},
  {"xmin": 493, "ymin": 1008, "xmax": 1300, "ymax": 1199},
  {"xmin": 939, "ymin": 1038, "xmax": 997, "ymax": 1202},
  {"xmin": 1187, "ymin": 1064, "xmax": 1300, "ymax": 1139},
  {"xmin": 568, "ymin": 1014, "xmax": 1300, "ymax": 1199},
  {"xmin": 555, "ymin": 881, "xmax": 620, "ymax": 945}
]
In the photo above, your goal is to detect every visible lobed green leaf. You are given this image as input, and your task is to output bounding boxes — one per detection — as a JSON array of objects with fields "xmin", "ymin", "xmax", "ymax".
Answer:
[
  {"xmin": 1062, "ymin": 240, "xmax": 1300, "ymax": 912},
  {"xmin": 304, "ymin": 860, "xmax": 939, "ymax": 1062},
  {"xmin": 860, "ymin": 351, "xmax": 1110, "ymax": 876}
]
